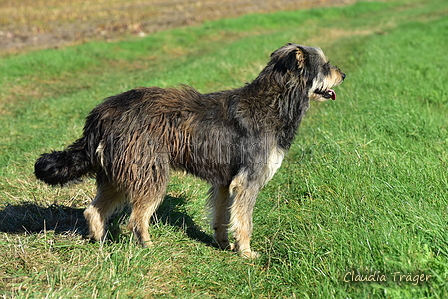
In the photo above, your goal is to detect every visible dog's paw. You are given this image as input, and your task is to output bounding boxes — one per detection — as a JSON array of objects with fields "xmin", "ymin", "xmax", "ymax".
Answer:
[
  {"xmin": 214, "ymin": 240, "xmax": 235, "ymax": 251},
  {"xmin": 141, "ymin": 240, "xmax": 154, "ymax": 248},
  {"xmin": 239, "ymin": 249, "xmax": 260, "ymax": 259}
]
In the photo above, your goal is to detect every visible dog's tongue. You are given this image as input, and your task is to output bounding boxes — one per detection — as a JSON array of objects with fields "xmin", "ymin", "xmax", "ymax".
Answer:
[{"xmin": 328, "ymin": 89, "xmax": 336, "ymax": 100}]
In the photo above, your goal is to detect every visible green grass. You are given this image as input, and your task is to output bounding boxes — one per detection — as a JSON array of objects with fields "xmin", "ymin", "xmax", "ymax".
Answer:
[{"xmin": 1, "ymin": 0, "xmax": 448, "ymax": 297}]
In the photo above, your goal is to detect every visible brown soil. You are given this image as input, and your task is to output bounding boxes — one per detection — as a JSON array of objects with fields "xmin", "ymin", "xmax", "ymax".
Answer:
[{"xmin": 0, "ymin": 0, "xmax": 353, "ymax": 54}]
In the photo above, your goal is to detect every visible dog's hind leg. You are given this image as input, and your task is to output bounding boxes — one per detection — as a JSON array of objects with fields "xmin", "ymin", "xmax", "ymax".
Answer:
[
  {"xmin": 84, "ymin": 174, "xmax": 126, "ymax": 242},
  {"xmin": 229, "ymin": 173, "xmax": 261, "ymax": 258},
  {"xmin": 209, "ymin": 185, "xmax": 233, "ymax": 250},
  {"xmin": 127, "ymin": 163, "xmax": 169, "ymax": 247}
]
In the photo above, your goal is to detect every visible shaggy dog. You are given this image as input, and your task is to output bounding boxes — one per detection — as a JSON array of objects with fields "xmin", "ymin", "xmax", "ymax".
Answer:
[{"xmin": 35, "ymin": 43, "xmax": 345, "ymax": 258}]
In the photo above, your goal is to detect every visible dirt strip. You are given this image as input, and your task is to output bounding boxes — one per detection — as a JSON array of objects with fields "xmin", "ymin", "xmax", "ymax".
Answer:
[{"xmin": 0, "ymin": 0, "xmax": 353, "ymax": 54}]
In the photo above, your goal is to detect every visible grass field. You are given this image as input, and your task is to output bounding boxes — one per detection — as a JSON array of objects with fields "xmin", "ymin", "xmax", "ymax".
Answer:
[{"xmin": 1, "ymin": 0, "xmax": 448, "ymax": 297}]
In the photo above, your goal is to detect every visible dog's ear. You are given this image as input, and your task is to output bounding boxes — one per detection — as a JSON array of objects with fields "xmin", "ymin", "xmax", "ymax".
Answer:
[
  {"xmin": 295, "ymin": 48, "xmax": 306, "ymax": 69},
  {"xmin": 271, "ymin": 44, "xmax": 307, "ymax": 74},
  {"xmin": 285, "ymin": 46, "xmax": 306, "ymax": 71}
]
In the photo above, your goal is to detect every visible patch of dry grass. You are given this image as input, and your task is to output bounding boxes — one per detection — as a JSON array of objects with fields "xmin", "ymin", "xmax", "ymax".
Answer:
[{"xmin": 0, "ymin": 0, "xmax": 353, "ymax": 53}]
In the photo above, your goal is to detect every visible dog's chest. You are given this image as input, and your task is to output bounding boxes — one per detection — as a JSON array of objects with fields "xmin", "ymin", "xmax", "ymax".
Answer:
[{"xmin": 261, "ymin": 148, "xmax": 285, "ymax": 186}]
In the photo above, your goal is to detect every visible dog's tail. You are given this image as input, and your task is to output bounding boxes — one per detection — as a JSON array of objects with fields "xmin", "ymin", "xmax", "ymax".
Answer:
[{"xmin": 34, "ymin": 136, "xmax": 94, "ymax": 186}]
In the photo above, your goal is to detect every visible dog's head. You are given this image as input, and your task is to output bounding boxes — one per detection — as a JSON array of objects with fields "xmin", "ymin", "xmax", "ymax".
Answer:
[{"xmin": 269, "ymin": 43, "xmax": 345, "ymax": 102}]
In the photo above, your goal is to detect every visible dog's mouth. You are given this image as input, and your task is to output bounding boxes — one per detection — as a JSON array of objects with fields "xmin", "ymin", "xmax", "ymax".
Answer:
[{"xmin": 314, "ymin": 88, "xmax": 336, "ymax": 101}]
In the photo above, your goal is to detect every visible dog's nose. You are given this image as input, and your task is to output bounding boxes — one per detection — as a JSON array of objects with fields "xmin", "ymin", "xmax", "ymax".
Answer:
[{"xmin": 342, "ymin": 73, "xmax": 346, "ymax": 80}]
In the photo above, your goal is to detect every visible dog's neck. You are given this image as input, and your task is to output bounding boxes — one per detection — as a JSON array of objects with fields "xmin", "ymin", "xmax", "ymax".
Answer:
[{"xmin": 239, "ymin": 72, "xmax": 311, "ymax": 150}]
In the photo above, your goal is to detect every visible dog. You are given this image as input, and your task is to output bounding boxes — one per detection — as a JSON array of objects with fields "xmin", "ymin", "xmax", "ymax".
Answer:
[{"xmin": 35, "ymin": 43, "xmax": 345, "ymax": 258}]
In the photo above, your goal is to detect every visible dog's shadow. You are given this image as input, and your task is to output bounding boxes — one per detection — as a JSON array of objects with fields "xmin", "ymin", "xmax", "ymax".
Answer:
[
  {"xmin": 152, "ymin": 195, "xmax": 214, "ymax": 245},
  {"xmin": 0, "ymin": 196, "xmax": 214, "ymax": 246}
]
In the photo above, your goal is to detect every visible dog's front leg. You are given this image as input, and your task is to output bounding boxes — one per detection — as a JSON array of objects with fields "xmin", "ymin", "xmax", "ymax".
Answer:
[{"xmin": 229, "ymin": 174, "xmax": 260, "ymax": 258}]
